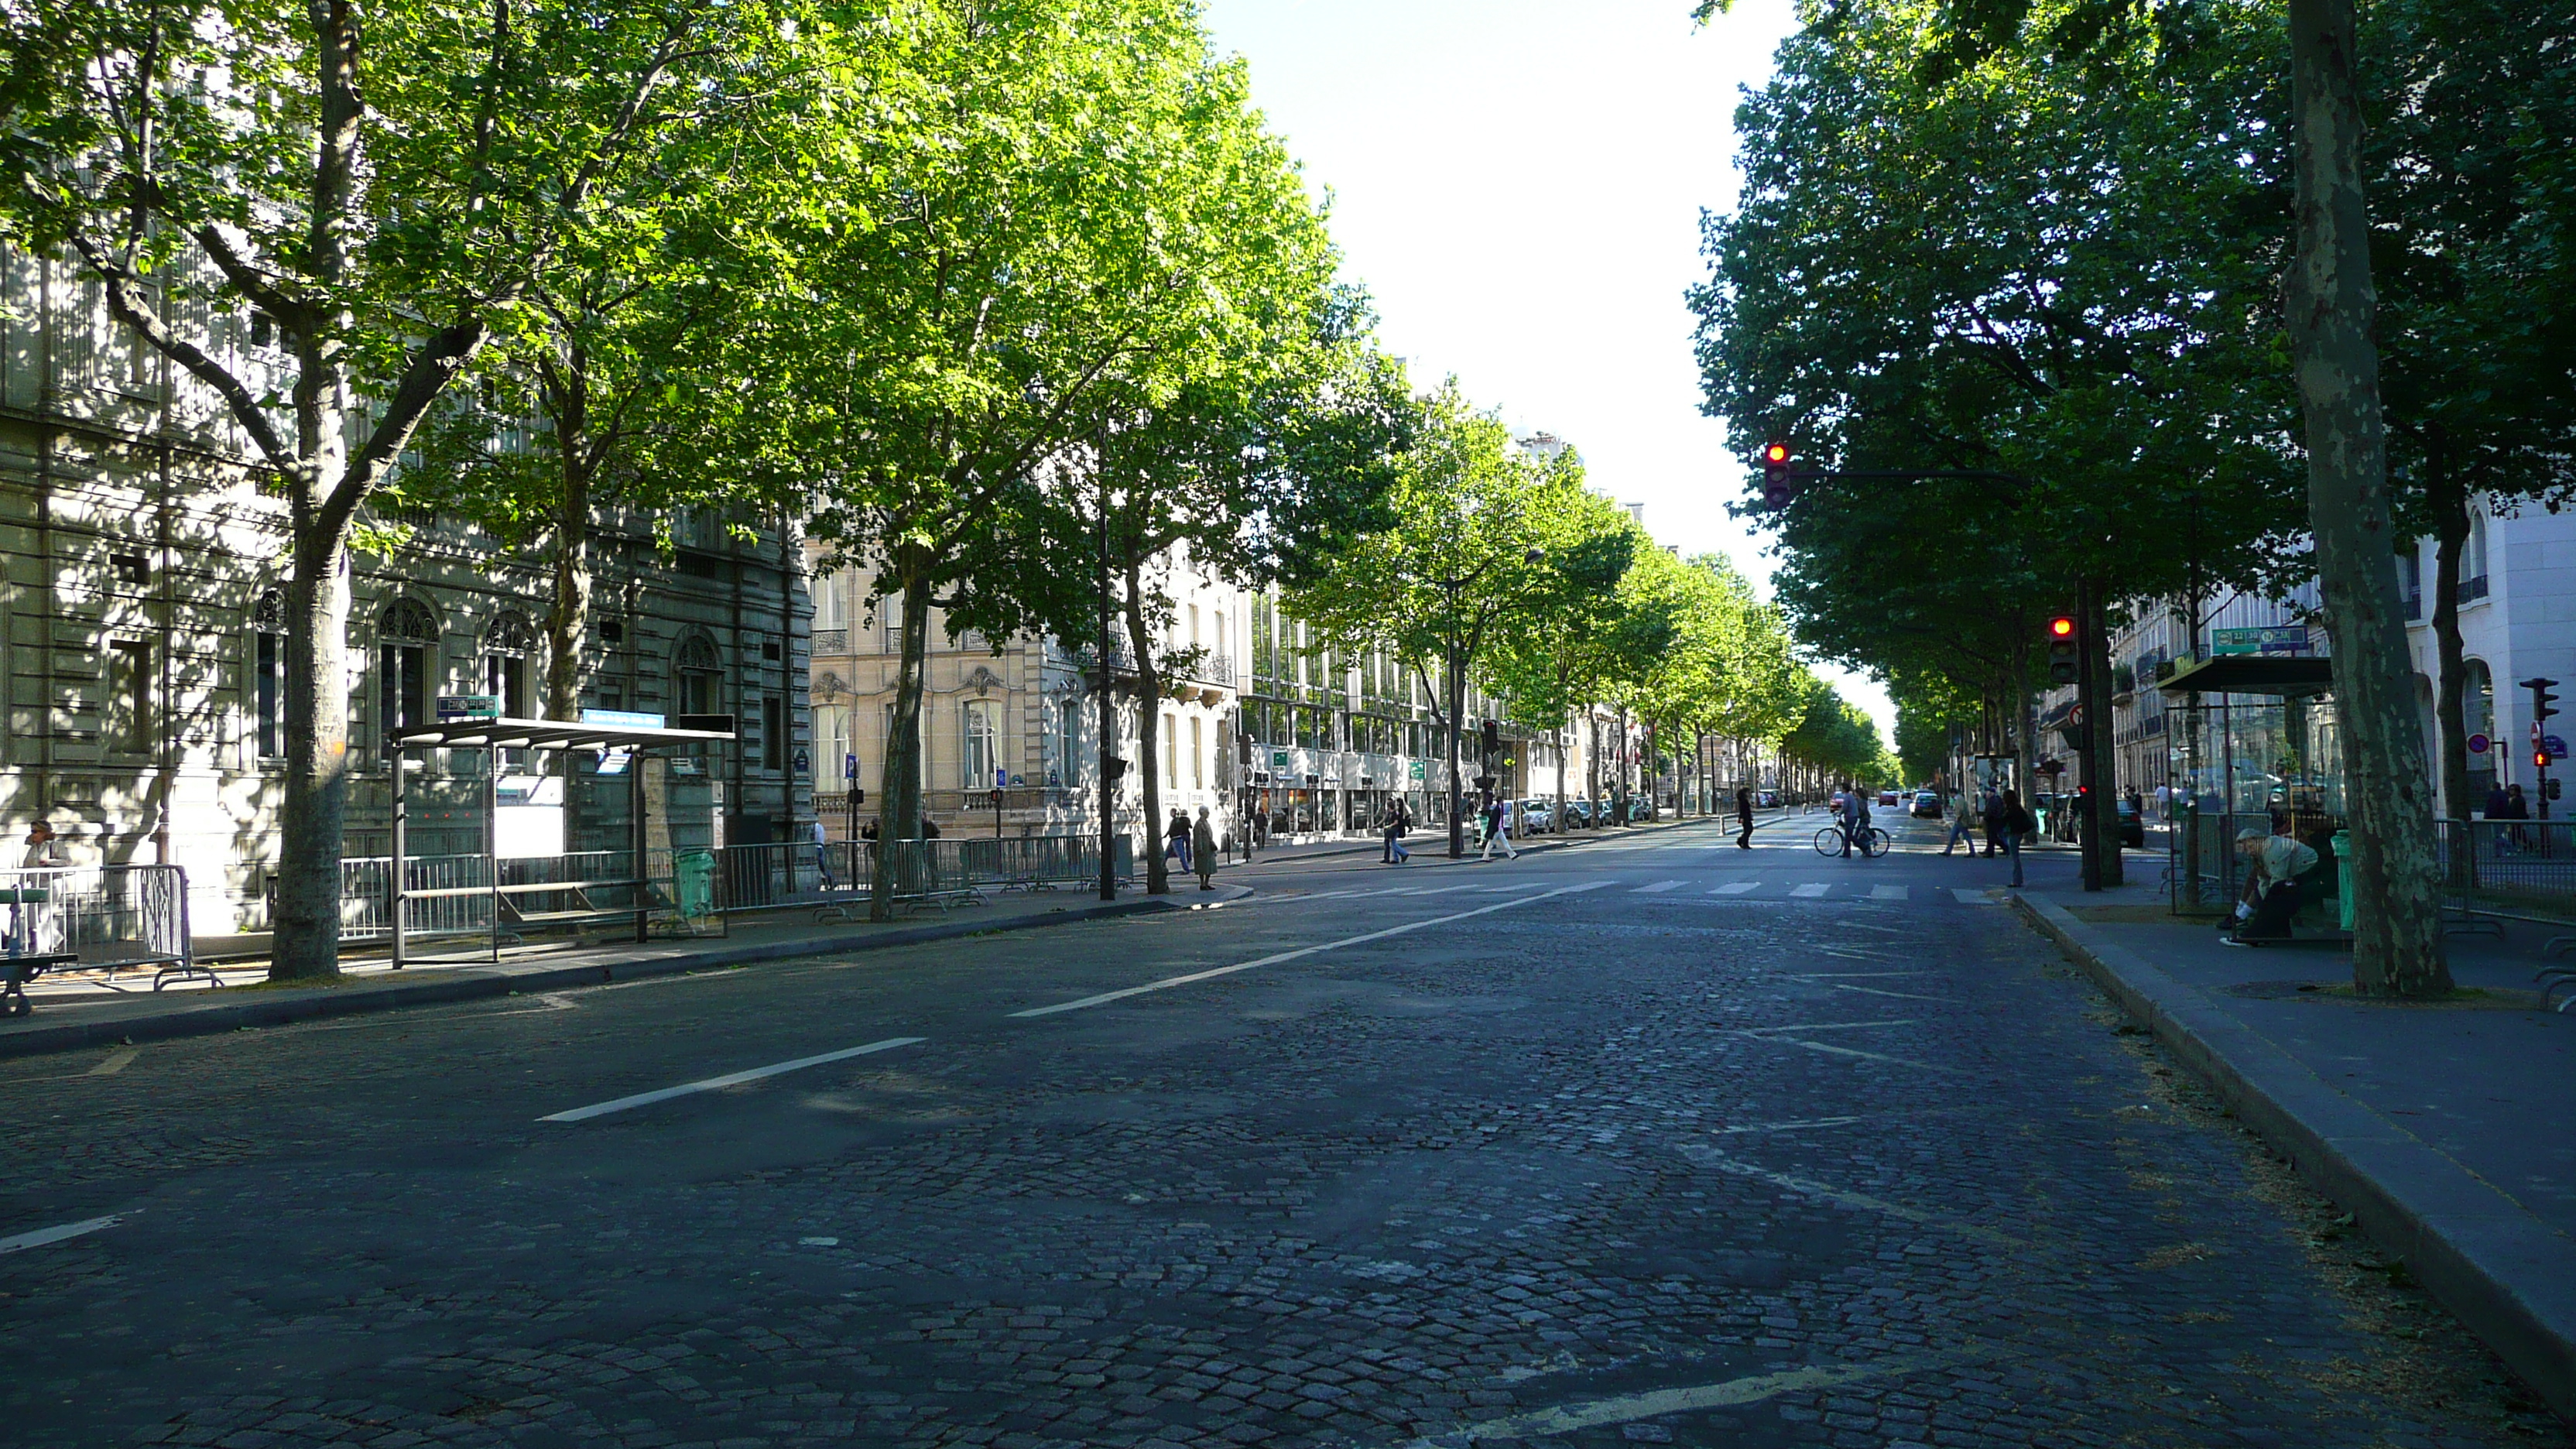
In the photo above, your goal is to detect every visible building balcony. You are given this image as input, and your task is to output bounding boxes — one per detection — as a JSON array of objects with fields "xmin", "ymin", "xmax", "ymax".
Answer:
[{"xmin": 2457, "ymin": 574, "xmax": 2491, "ymax": 606}]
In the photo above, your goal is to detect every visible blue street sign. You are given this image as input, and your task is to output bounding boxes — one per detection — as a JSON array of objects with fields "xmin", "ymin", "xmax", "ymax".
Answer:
[
  {"xmin": 844, "ymin": 752, "xmax": 858, "ymax": 781},
  {"xmin": 2549, "ymin": 735, "xmax": 2568, "ymax": 761}
]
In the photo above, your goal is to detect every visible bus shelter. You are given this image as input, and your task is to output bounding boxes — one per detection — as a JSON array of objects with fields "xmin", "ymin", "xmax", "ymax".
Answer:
[
  {"xmin": 384, "ymin": 715, "xmax": 735, "ymax": 965},
  {"xmin": 2156, "ymin": 653, "xmax": 2346, "ymax": 929}
]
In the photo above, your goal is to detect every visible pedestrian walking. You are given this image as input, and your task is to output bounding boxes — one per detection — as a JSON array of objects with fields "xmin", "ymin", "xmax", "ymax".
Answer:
[
  {"xmin": 1386, "ymin": 801, "xmax": 1411, "ymax": 864},
  {"xmin": 1735, "ymin": 786, "xmax": 1756, "ymax": 849},
  {"xmin": 12, "ymin": 817, "xmax": 67, "ymax": 955},
  {"xmin": 1942, "ymin": 786, "xmax": 1977, "ymax": 855},
  {"xmin": 1980, "ymin": 785, "xmax": 2005, "ymax": 857},
  {"xmin": 1480, "ymin": 796, "xmax": 1519, "ymax": 861},
  {"xmin": 2499, "ymin": 783, "xmax": 2533, "ymax": 853},
  {"xmin": 1166, "ymin": 809, "xmax": 1192, "ymax": 875},
  {"xmin": 1998, "ymin": 789, "xmax": 2036, "ymax": 887},
  {"xmin": 1192, "ymin": 808, "xmax": 1218, "ymax": 891},
  {"xmin": 810, "ymin": 817, "xmax": 838, "ymax": 891}
]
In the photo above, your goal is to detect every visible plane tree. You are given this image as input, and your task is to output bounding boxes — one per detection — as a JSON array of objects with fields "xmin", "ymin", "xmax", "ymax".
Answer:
[{"xmin": 1, "ymin": 0, "xmax": 799, "ymax": 978}]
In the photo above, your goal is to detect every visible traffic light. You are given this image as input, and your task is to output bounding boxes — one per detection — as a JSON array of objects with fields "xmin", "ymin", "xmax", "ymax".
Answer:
[
  {"xmin": 2539, "ymin": 745, "xmax": 2554, "ymax": 770},
  {"xmin": 1480, "ymin": 719, "xmax": 1501, "ymax": 756},
  {"xmin": 2046, "ymin": 615, "xmax": 2079, "ymax": 686},
  {"xmin": 2528, "ymin": 677, "xmax": 2561, "ymax": 722},
  {"xmin": 2551, "ymin": 779, "xmax": 2564, "ymax": 802},
  {"xmin": 1106, "ymin": 755, "xmax": 1129, "ymax": 782},
  {"xmin": 1759, "ymin": 441, "xmax": 1796, "ymax": 512}
]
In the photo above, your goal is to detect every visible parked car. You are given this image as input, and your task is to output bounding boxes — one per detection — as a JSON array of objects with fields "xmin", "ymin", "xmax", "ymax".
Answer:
[
  {"xmin": 1756, "ymin": 790, "xmax": 1781, "ymax": 808},
  {"xmin": 2115, "ymin": 797, "xmax": 2146, "ymax": 848},
  {"xmin": 1911, "ymin": 790, "xmax": 1943, "ymax": 819},
  {"xmin": 1519, "ymin": 800, "xmax": 1554, "ymax": 833},
  {"xmin": 1562, "ymin": 800, "xmax": 1594, "ymax": 828},
  {"xmin": 1877, "ymin": 789, "xmax": 1900, "ymax": 807}
]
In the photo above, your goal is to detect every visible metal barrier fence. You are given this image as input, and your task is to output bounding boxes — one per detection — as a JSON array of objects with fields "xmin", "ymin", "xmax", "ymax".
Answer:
[
  {"xmin": 337, "ymin": 836, "xmax": 1139, "ymax": 957},
  {"xmin": 2437, "ymin": 819, "xmax": 2576, "ymax": 925},
  {"xmin": 2, "ymin": 864, "xmax": 194, "ymax": 985}
]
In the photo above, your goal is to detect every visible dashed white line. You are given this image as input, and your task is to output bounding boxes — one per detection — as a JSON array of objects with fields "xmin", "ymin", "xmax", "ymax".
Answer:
[
  {"xmin": 539, "ymin": 1036, "xmax": 926, "ymax": 1122},
  {"xmin": 1711, "ymin": 881, "xmax": 1760, "ymax": 896},
  {"xmin": 1401, "ymin": 1346, "xmax": 2003, "ymax": 1446},
  {"xmin": 1011, "ymin": 882, "xmax": 1616, "ymax": 1018},
  {"xmin": 0, "ymin": 1213, "xmax": 128, "ymax": 1255},
  {"xmin": 1869, "ymin": 884, "xmax": 1910, "ymax": 901},
  {"xmin": 1632, "ymin": 880, "xmax": 1687, "ymax": 894},
  {"xmin": 86, "ymin": 1046, "xmax": 138, "ymax": 1076},
  {"xmin": 1790, "ymin": 883, "xmax": 1831, "ymax": 898}
]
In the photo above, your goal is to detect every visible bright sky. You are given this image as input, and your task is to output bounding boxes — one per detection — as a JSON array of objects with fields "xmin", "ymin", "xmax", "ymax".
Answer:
[{"xmin": 1200, "ymin": 0, "xmax": 1897, "ymax": 747}]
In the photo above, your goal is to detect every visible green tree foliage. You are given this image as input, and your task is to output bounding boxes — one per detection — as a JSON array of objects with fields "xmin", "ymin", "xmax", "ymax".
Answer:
[
  {"xmin": 1, "ymin": 0, "xmax": 791, "ymax": 978},
  {"xmin": 1286, "ymin": 383, "xmax": 1578, "ymax": 856}
]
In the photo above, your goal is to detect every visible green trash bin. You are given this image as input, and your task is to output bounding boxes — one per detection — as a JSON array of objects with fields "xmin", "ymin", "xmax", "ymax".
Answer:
[
  {"xmin": 2332, "ymin": 830, "xmax": 2353, "ymax": 931},
  {"xmin": 676, "ymin": 848, "xmax": 718, "ymax": 920}
]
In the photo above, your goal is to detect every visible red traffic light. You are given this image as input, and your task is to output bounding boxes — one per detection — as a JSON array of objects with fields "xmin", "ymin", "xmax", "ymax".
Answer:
[
  {"xmin": 2048, "ymin": 616, "xmax": 2076, "ymax": 638},
  {"xmin": 1762, "ymin": 441, "xmax": 1790, "ymax": 466},
  {"xmin": 2539, "ymin": 748, "xmax": 2554, "ymax": 769}
]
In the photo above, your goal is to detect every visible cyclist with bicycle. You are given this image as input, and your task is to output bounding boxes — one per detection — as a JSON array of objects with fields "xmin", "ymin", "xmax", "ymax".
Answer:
[{"xmin": 1814, "ymin": 782, "xmax": 1889, "ymax": 858}]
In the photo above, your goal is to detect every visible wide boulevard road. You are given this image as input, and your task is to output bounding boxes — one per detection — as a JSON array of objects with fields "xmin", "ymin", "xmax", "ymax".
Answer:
[{"xmin": 2, "ymin": 815, "xmax": 2557, "ymax": 1447}]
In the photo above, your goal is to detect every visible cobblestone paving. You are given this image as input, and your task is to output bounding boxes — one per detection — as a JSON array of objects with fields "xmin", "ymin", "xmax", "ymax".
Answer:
[{"xmin": 2, "ymin": 844, "xmax": 2564, "ymax": 1447}]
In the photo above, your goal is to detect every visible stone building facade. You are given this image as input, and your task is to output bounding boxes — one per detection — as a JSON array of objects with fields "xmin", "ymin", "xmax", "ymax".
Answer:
[{"xmin": 2, "ymin": 245, "xmax": 809, "ymax": 946}]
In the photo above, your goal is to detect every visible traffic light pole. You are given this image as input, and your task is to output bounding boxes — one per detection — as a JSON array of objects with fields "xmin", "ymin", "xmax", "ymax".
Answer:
[{"xmin": 2526, "ymin": 677, "xmax": 2560, "ymax": 827}]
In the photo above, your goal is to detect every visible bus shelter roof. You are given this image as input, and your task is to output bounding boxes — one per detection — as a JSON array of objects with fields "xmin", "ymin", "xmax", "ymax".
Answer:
[
  {"xmin": 2155, "ymin": 655, "xmax": 2337, "ymax": 699},
  {"xmin": 386, "ymin": 718, "xmax": 735, "ymax": 752}
]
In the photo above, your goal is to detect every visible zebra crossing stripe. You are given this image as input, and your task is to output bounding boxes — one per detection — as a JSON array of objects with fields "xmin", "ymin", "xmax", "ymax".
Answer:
[
  {"xmin": 1790, "ymin": 883, "xmax": 1831, "ymax": 898},
  {"xmin": 1713, "ymin": 882, "xmax": 1759, "ymax": 896},
  {"xmin": 1633, "ymin": 880, "xmax": 1687, "ymax": 894},
  {"xmin": 1869, "ymin": 885, "xmax": 1909, "ymax": 901}
]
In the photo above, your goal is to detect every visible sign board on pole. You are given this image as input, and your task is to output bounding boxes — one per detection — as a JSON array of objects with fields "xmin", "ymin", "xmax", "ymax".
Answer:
[
  {"xmin": 2549, "ymin": 735, "xmax": 2568, "ymax": 761},
  {"xmin": 844, "ymin": 752, "xmax": 859, "ymax": 782},
  {"xmin": 437, "ymin": 694, "xmax": 501, "ymax": 721},
  {"xmin": 2468, "ymin": 733, "xmax": 2491, "ymax": 755}
]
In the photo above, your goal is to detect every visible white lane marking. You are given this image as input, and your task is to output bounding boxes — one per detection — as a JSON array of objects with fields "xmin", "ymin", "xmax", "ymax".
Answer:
[
  {"xmin": 1789, "ymin": 971, "xmax": 1928, "ymax": 979},
  {"xmin": 1400, "ymin": 1346, "xmax": 2002, "ymax": 1445},
  {"xmin": 1817, "ymin": 945, "xmax": 1899, "ymax": 961},
  {"xmin": 1632, "ymin": 880, "xmax": 1687, "ymax": 894},
  {"xmin": 87, "ymin": 1047, "xmax": 139, "ymax": 1077},
  {"xmin": 1711, "ymin": 1116, "xmax": 1865, "ymax": 1135},
  {"xmin": 1678, "ymin": 1143, "xmax": 2014, "ymax": 1242},
  {"xmin": 1776, "ymin": 1038, "xmax": 1965, "ymax": 1074},
  {"xmin": 1712, "ymin": 881, "xmax": 1760, "ymax": 895},
  {"xmin": 1011, "ymin": 882, "xmax": 1616, "ymax": 1019},
  {"xmin": 1402, "ymin": 884, "xmax": 1488, "ymax": 897},
  {"xmin": 495, "ymin": 992, "xmax": 580, "ymax": 1017},
  {"xmin": 1869, "ymin": 884, "xmax": 1910, "ymax": 901},
  {"xmin": 1790, "ymin": 883, "xmax": 1831, "ymax": 898},
  {"xmin": 1953, "ymin": 888, "xmax": 1998, "ymax": 905},
  {"xmin": 0, "ymin": 1213, "xmax": 128, "ymax": 1255},
  {"xmin": 1833, "ymin": 983, "xmax": 1948, "ymax": 1002},
  {"xmin": 539, "ymin": 1036, "xmax": 926, "ymax": 1122}
]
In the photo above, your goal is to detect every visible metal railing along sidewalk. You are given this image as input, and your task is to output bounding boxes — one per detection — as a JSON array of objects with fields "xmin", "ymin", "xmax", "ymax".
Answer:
[{"xmin": 2, "ymin": 864, "xmax": 196, "ymax": 988}]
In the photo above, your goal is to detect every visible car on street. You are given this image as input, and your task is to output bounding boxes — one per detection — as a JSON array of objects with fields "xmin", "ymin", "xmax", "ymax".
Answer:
[
  {"xmin": 2115, "ymin": 797, "xmax": 2146, "ymax": 848},
  {"xmin": 1877, "ymin": 789, "xmax": 1900, "ymax": 807},
  {"xmin": 1562, "ymin": 800, "xmax": 1593, "ymax": 828},
  {"xmin": 1911, "ymin": 790, "xmax": 1943, "ymax": 819},
  {"xmin": 1756, "ymin": 790, "xmax": 1780, "ymax": 808},
  {"xmin": 1519, "ymin": 800, "xmax": 1553, "ymax": 833}
]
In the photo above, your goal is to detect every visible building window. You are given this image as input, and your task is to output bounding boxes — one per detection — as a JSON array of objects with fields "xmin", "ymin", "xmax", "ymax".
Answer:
[
  {"xmin": 963, "ymin": 699, "xmax": 998, "ymax": 789},
  {"xmin": 1164, "ymin": 712, "xmax": 1178, "ymax": 787},
  {"xmin": 1191, "ymin": 716, "xmax": 1204, "ymax": 788},
  {"xmin": 252, "ymin": 589, "xmax": 286, "ymax": 760},
  {"xmin": 379, "ymin": 598, "xmax": 439, "ymax": 742},
  {"xmin": 763, "ymin": 694, "xmax": 785, "ymax": 771},
  {"xmin": 106, "ymin": 639, "xmax": 152, "ymax": 754},
  {"xmin": 815, "ymin": 704, "xmax": 851, "ymax": 786},
  {"xmin": 673, "ymin": 632, "xmax": 721, "ymax": 718},
  {"xmin": 814, "ymin": 570, "xmax": 846, "ymax": 632},
  {"xmin": 880, "ymin": 591, "xmax": 903, "ymax": 653},
  {"xmin": 482, "ymin": 612, "xmax": 533, "ymax": 719}
]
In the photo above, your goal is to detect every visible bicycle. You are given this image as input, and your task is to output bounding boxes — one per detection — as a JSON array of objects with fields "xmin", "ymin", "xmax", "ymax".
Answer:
[{"xmin": 1812, "ymin": 824, "xmax": 1890, "ymax": 858}]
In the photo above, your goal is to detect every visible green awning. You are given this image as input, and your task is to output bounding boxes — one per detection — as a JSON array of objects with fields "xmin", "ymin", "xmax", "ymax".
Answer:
[{"xmin": 2154, "ymin": 654, "xmax": 2336, "ymax": 698}]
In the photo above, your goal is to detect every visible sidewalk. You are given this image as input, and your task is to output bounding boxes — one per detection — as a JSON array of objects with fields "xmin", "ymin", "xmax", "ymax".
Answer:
[
  {"xmin": 2012, "ymin": 875, "xmax": 2576, "ymax": 1417},
  {"xmin": 0, "ymin": 882, "xmax": 1250, "ymax": 1063}
]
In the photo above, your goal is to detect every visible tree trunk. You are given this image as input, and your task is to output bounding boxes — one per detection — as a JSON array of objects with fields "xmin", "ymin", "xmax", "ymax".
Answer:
[
  {"xmin": 1446, "ymin": 646, "xmax": 1467, "ymax": 858},
  {"xmin": 272, "ymin": 525, "xmax": 355, "ymax": 981},
  {"xmin": 2287, "ymin": 0, "xmax": 2451, "ymax": 996},
  {"xmin": 1555, "ymin": 721, "xmax": 1569, "ymax": 827},
  {"xmin": 869, "ymin": 567, "xmax": 934, "ymax": 923},
  {"xmin": 2427, "ymin": 440, "xmax": 2473, "ymax": 822},
  {"xmin": 2080, "ymin": 577, "xmax": 2122, "ymax": 888},
  {"xmin": 544, "ymin": 464, "xmax": 593, "ymax": 721},
  {"xmin": 1124, "ymin": 562, "xmax": 1169, "ymax": 894}
]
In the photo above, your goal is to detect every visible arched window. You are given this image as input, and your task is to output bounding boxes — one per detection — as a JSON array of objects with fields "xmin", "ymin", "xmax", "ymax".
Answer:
[
  {"xmin": 252, "ymin": 588, "xmax": 286, "ymax": 759},
  {"xmin": 379, "ymin": 598, "xmax": 439, "ymax": 739},
  {"xmin": 673, "ymin": 632, "xmax": 721, "ymax": 718},
  {"xmin": 482, "ymin": 612, "xmax": 534, "ymax": 719}
]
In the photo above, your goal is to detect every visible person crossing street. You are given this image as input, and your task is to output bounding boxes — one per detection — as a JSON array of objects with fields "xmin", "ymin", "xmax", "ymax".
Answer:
[
  {"xmin": 1479, "ymin": 796, "xmax": 1519, "ymax": 861},
  {"xmin": 1735, "ymin": 785, "xmax": 1756, "ymax": 849}
]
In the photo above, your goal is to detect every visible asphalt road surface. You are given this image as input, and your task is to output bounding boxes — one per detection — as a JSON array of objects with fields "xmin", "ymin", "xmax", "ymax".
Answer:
[{"xmin": 3, "ymin": 816, "xmax": 2562, "ymax": 1447}]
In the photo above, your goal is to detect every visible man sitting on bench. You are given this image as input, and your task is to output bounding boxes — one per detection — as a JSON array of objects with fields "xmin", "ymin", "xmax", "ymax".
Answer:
[{"xmin": 2222, "ymin": 826, "xmax": 2319, "ymax": 946}]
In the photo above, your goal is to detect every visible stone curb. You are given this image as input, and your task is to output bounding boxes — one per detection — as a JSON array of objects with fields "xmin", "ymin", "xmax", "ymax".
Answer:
[
  {"xmin": 2009, "ymin": 890, "xmax": 2576, "ymax": 1420},
  {"xmin": 0, "ymin": 886, "xmax": 1251, "ymax": 1064}
]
